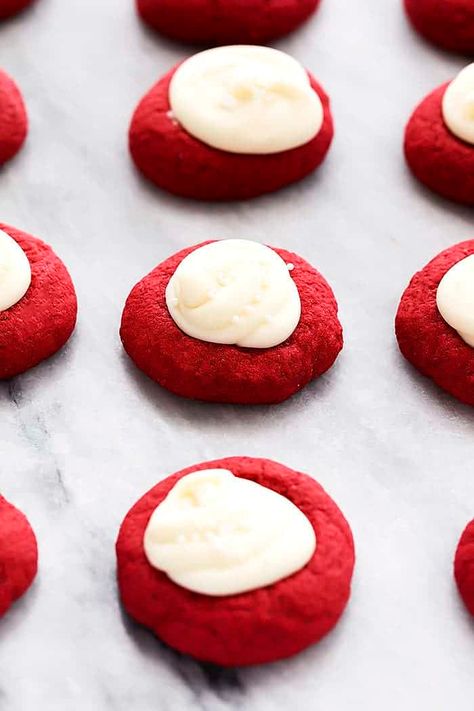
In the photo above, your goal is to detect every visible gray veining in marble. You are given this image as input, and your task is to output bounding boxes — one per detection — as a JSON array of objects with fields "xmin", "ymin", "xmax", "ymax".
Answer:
[{"xmin": 0, "ymin": 0, "xmax": 473, "ymax": 708}]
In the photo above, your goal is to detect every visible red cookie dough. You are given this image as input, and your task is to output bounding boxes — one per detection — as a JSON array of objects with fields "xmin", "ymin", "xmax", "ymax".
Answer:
[
  {"xmin": 455, "ymin": 519, "xmax": 474, "ymax": 615},
  {"xmin": 0, "ymin": 224, "xmax": 77, "ymax": 379},
  {"xmin": 136, "ymin": 0, "xmax": 321, "ymax": 45},
  {"xmin": 116, "ymin": 456, "xmax": 355, "ymax": 666},
  {"xmin": 0, "ymin": 0, "xmax": 35, "ymax": 20},
  {"xmin": 404, "ymin": 0, "xmax": 474, "ymax": 54},
  {"xmin": 395, "ymin": 239, "xmax": 474, "ymax": 406},
  {"xmin": 120, "ymin": 241, "xmax": 343, "ymax": 405},
  {"xmin": 0, "ymin": 70, "xmax": 27, "ymax": 165},
  {"xmin": 0, "ymin": 495, "xmax": 38, "ymax": 617},
  {"xmin": 129, "ymin": 64, "xmax": 333, "ymax": 201},
  {"xmin": 404, "ymin": 82, "xmax": 474, "ymax": 205}
]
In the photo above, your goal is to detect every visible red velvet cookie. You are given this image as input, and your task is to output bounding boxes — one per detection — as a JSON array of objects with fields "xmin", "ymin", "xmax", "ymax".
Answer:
[
  {"xmin": 455, "ymin": 520, "xmax": 474, "ymax": 615},
  {"xmin": 0, "ymin": 70, "xmax": 27, "ymax": 165},
  {"xmin": 404, "ymin": 82, "xmax": 474, "ymax": 205},
  {"xmin": 395, "ymin": 239, "xmax": 474, "ymax": 405},
  {"xmin": 120, "ymin": 241, "xmax": 343, "ymax": 405},
  {"xmin": 0, "ymin": 495, "xmax": 38, "ymax": 617},
  {"xmin": 129, "ymin": 65, "xmax": 333, "ymax": 201},
  {"xmin": 0, "ymin": 224, "xmax": 77, "ymax": 379},
  {"xmin": 404, "ymin": 0, "xmax": 474, "ymax": 54},
  {"xmin": 0, "ymin": 0, "xmax": 35, "ymax": 20},
  {"xmin": 116, "ymin": 456, "xmax": 355, "ymax": 666},
  {"xmin": 136, "ymin": 0, "xmax": 321, "ymax": 45}
]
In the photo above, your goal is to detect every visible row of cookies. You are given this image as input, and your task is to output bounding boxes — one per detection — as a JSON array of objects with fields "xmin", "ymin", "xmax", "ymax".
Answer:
[
  {"xmin": 2, "ymin": 0, "xmax": 473, "ymax": 50},
  {"xmin": 139, "ymin": 0, "xmax": 474, "ymax": 52},
  {"xmin": 2, "ymin": 456, "xmax": 474, "ymax": 666},
  {"xmin": 128, "ymin": 46, "xmax": 474, "ymax": 205},
  {"xmin": 1, "ymin": 46, "xmax": 473, "ymax": 204},
  {"xmin": 1, "ymin": 224, "xmax": 473, "ymax": 406}
]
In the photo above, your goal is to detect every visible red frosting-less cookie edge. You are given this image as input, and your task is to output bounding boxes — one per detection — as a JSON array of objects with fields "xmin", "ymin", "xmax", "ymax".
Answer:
[
  {"xmin": 0, "ymin": 0, "xmax": 34, "ymax": 20},
  {"xmin": 116, "ymin": 456, "xmax": 355, "ymax": 666},
  {"xmin": 404, "ymin": 83, "xmax": 474, "ymax": 206},
  {"xmin": 0, "ymin": 224, "xmax": 78, "ymax": 379},
  {"xmin": 0, "ymin": 69, "xmax": 28, "ymax": 164},
  {"xmin": 0, "ymin": 495, "xmax": 38, "ymax": 617},
  {"xmin": 395, "ymin": 239, "xmax": 474, "ymax": 405},
  {"xmin": 404, "ymin": 0, "xmax": 474, "ymax": 54},
  {"xmin": 136, "ymin": 0, "xmax": 321, "ymax": 45},
  {"xmin": 455, "ymin": 520, "xmax": 474, "ymax": 616},
  {"xmin": 129, "ymin": 65, "xmax": 334, "ymax": 201},
  {"xmin": 120, "ymin": 241, "xmax": 343, "ymax": 404}
]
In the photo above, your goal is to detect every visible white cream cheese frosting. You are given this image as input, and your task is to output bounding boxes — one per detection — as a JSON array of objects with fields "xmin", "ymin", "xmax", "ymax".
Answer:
[
  {"xmin": 168, "ymin": 45, "xmax": 324, "ymax": 154},
  {"xmin": 143, "ymin": 469, "xmax": 316, "ymax": 596},
  {"xmin": 437, "ymin": 254, "xmax": 474, "ymax": 347},
  {"xmin": 442, "ymin": 63, "xmax": 474, "ymax": 146},
  {"xmin": 165, "ymin": 239, "xmax": 301, "ymax": 349},
  {"xmin": 0, "ymin": 229, "xmax": 31, "ymax": 312}
]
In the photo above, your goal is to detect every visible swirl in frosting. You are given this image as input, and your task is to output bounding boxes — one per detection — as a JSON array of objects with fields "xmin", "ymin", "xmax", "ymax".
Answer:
[
  {"xmin": 143, "ymin": 469, "xmax": 316, "ymax": 596},
  {"xmin": 165, "ymin": 239, "xmax": 301, "ymax": 349},
  {"xmin": 169, "ymin": 45, "xmax": 323, "ymax": 155}
]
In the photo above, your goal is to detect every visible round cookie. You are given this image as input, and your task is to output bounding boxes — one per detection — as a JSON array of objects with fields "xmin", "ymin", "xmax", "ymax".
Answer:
[
  {"xmin": 455, "ymin": 520, "xmax": 474, "ymax": 616},
  {"xmin": 404, "ymin": 0, "xmax": 474, "ymax": 54},
  {"xmin": 0, "ymin": 0, "xmax": 35, "ymax": 20},
  {"xmin": 129, "ymin": 61, "xmax": 333, "ymax": 201},
  {"xmin": 0, "ymin": 70, "xmax": 27, "ymax": 165},
  {"xmin": 395, "ymin": 239, "xmax": 474, "ymax": 405},
  {"xmin": 404, "ymin": 82, "xmax": 474, "ymax": 205},
  {"xmin": 116, "ymin": 456, "xmax": 355, "ymax": 666},
  {"xmin": 136, "ymin": 0, "xmax": 321, "ymax": 45},
  {"xmin": 0, "ymin": 224, "xmax": 77, "ymax": 379},
  {"xmin": 120, "ymin": 240, "xmax": 343, "ymax": 405},
  {"xmin": 0, "ymin": 495, "xmax": 37, "ymax": 617}
]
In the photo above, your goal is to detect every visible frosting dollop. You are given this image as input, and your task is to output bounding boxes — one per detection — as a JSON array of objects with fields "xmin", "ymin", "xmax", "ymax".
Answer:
[
  {"xmin": 436, "ymin": 254, "xmax": 474, "ymax": 347},
  {"xmin": 165, "ymin": 239, "xmax": 301, "ymax": 349},
  {"xmin": 143, "ymin": 469, "xmax": 316, "ymax": 596},
  {"xmin": 169, "ymin": 45, "xmax": 324, "ymax": 154},
  {"xmin": 0, "ymin": 229, "xmax": 31, "ymax": 312},
  {"xmin": 442, "ymin": 63, "xmax": 474, "ymax": 146}
]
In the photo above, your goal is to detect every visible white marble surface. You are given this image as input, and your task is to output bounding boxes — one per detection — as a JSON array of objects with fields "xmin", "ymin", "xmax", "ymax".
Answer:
[{"xmin": 0, "ymin": 0, "xmax": 473, "ymax": 708}]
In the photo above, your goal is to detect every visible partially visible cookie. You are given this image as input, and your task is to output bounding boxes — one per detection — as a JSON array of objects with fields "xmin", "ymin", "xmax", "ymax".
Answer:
[
  {"xmin": 404, "ymin": 66, "xmax": 474, "ymax": 205},
  {"xmin": 0, "ymin": 69, "xmax": 27, "ymax": 165},
  {"xmin": 0, "ymin": 495, "xmax": 38, "ymax": 618},
  {"xmin": 136, "ymin": 0, "xmax": 321, "ymax": 45},
  {"xmin": 0, "ymin": 0, "xmax": 35, "ymax": 21},
  {"xmin": 404, "ymin": 0, "xmax": 474, "ymax": 54},
  {"xmin": 455, "ymin": 520, "xmax": 474, "ymax": 616},
  {"xmin": 116, "ymin": 456, "xmax": 355, "ymax": 666},
  {"xmin": 0, "ymin": 224, "xmax": 77, "ymax": 379},
  {"xmin": 395, "ymin": 240, "xmax": 474, "ymax": 405}
]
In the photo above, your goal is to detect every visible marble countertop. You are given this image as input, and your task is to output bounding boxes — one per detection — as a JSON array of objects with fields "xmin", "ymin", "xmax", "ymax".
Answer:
[{"xmin": 1, "ymin": 0, "xmax": 473, "ymax": 708}]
